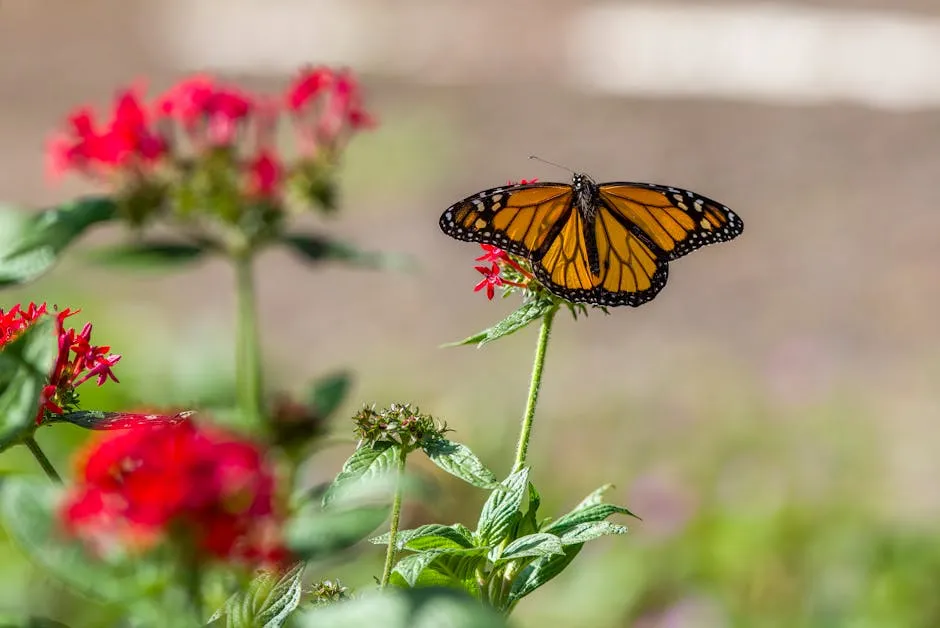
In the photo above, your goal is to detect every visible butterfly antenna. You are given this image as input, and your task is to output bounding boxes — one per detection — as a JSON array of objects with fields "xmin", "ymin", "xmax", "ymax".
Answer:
[{"xmin": 528, "ymin": 155, "xmax": 575, "ymax": 175}]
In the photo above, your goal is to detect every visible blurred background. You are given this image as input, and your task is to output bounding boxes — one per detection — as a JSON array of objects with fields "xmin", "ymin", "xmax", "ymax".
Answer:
[{"xmin": 3, "ymin": 0, "xmax": 940, "ymax": 626}]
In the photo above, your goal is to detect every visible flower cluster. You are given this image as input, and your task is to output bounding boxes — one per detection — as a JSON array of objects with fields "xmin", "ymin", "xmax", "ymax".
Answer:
[
  {"xmin": 61, "ymin": 420, "xmax": 287, "ymax": 566},
  {"xmin": 0, "ymin": 303, "xmax": 120, "ymax": 423},
  {"xmin": 353, "ymin": 403, "xmax": 448, "ymax": 450},
  {"xmin": 47, "ymin": 66, "xmax": 374, "ymax": 229}
]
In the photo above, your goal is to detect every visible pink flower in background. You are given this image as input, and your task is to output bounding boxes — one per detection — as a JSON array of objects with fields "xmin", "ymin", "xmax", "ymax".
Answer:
[{"xmin": 156, "ymin": 75, "xmax": 254, "ymax": 147}]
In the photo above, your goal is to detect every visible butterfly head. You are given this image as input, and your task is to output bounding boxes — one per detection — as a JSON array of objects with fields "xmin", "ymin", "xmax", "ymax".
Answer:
[{"xmin": 571, "ymin": 172, "xmax": 599, "ymax": 219}]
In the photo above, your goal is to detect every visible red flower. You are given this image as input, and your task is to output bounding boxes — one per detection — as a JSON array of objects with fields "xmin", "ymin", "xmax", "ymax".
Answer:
[
  {"xmin": 246, "ymin": 149, "xmax": 282, "ymax": 199},
  {"xmin": 156, "ymin": 75, "xmax": 254, "ymax": 148},
  {"xmin": 0, "ymin": 303, "xmax": 121, "ymax": 422},
  {"xmin": 475, "ymin": 244, "xmax": 511, "ymax": 265},
  {"xmin": 507, "ymin": 178, "xmax": 538, "ymax": 186},
  {"xmin": 62, "ymin": 420, "xmax": 288, "ymax": 566},
  {"xmin": 286, "ymin": 66, "xmax": 375, "ymax": 158},
  {"xmin": 47, "ymin": 87, "xmax": 167, "ymax": 179},
  {"xmin": 474, "ymin": 263, "xmax": 505, "ymax": 300}
]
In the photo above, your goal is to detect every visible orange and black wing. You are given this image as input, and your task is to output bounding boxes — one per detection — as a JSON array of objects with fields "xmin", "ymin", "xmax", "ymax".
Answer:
[
  {"xmin": 439, "ymin": 182, "xmax": 575, "ymax": 259},
  {"xmin": 530, "ymin": 202, "xmax": 669, "ymax": 307},
  {"xmin": 597, "ymin": 183, "xmax": 743, "ymax": 261}
]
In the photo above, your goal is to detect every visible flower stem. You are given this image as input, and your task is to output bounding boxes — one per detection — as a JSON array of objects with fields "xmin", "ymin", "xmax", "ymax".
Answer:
[
  {"xmin": 183, "ymin": 548, "xmax": 204, "ymax": 622},
  {"xmin": 380, "ymin": 449, "xmax": 408, "ymax": 589},
  {"xmin": 235, "ymin": 254, "xmax": 263, "ymax": 425},
  {"xmin": 23, "ymin": 436, "xmax": 61, "ymax": 484},
  {"xmin": 512, "ymin": 307, "xmax": 557, "ymax": 474}
]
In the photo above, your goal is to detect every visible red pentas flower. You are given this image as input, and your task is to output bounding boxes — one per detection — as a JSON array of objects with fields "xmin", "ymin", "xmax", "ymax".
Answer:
[
  {"xmin": 156, "ymin": 75, "xmax": 254, "ymax": 148},
  {"xmin": 286, "ymin": 66, "xmax": 375, "ymax": 159},
  {"xmin": 0, "ymin": 303, "xmax": 120, "ymax": 422},
  {"xmin": 61, "ymin": 420, "xmax": 288, "ymax": 566},
  {"xmin": 47, "ymin": 85, "xmax": 167, "ymax": 180}
]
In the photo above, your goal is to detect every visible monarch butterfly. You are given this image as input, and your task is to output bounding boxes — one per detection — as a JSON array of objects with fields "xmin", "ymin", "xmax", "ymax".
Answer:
[{"xmin": 439, "ymin": 173, "xmax": 743, "ymax": 307}]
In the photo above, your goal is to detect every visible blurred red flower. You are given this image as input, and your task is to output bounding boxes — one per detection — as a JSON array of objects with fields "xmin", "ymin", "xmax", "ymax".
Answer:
[{"xmin": 62, "ymin": 420, "xmax": 288, "ymax": 566}]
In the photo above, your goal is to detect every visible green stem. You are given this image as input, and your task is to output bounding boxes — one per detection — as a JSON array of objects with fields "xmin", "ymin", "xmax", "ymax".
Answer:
[
  {"xmin": 511, "ymin": 307, "xmax": 557, "ymax": 474},
  {"xmin": 235, "ymin": 254, "xmax": 263, "ymax": 425},
  {"xmin": 183, "ymin": 548, "xmax": 204, "ymax": 622},
  {"xmin": 380, "ymin": 449, "xmax": 408, "ymax": 589},
  {"xmin": 23, "ymin": 436, "xmax": 61, "ymax": 484}
]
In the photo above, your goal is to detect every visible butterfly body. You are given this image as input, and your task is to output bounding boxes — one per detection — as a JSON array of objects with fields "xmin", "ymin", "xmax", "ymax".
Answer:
[{"xmin": 440, "ymin": 173, "xmax": 743, "ymax": 307}]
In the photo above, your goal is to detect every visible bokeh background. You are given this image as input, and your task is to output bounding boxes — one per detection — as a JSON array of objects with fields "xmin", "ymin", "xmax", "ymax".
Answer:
[{"xmin": 3, "ymin": 1, "xmax": 940, "ymax": 626}]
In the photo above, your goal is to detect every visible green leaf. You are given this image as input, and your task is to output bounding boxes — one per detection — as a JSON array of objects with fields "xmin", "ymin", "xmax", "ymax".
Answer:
[
  {"xmin": 0, "ymin": 478, "xmax": 145, "ymax": 602},
  {"xmin": 0, "ymin": 318, "xmax": 56, "ymax": 449},
  {"xmin": 421, "ymin": 438, "xmax": 498, "ymax": 489},
  {"xmin": 542, "ymin": 483, "xmax": 637, "ymax": 536},
  {"xmin": 322, "ymin": 442, "xmax": 399, "ymax": 507},
  {"xmin": 286, "ymin": 503, "xmax": 389, "ymax": 560},
  {"xmin": 401, "ymin": 549, "xmax": 488, "ymax": 593},
  {"xmin": 84, "ymin": 241, "xmax": 210, "ymax": 271},
  {"xmin": 45, "ymin": 410, "xmax": 190, "ymax": 430},
  {"xmin": 445, "ymin": 296, "xmax": 557, "ymax": 347},
  {"xmin": 371, "ymin": 523, "xmax": 475, "ymax": 551},
  {"xmin": 392, "ymin": 551, "xmax": 445, "ymax": 587},
  {"xmin": 516, "ymin": 482, "xmax": 542, "ymax": 538},
  {"xmin": 507, "ymin": 544, "xmax": 584, "ymax": 604},
  {"xmin": 296, "ymin": 587, "xmax": 508, "ymax": 628},
  {"xmin": 475, "ymin": 468, "xmax": 529, "ymax": 545},
  {"xmin": 0, "ymin": 197, "xmax": 117, "ymax": 287},
  {"xmin": 554, "ymin": 520, "xmax": 628, "ymax": 544},
  {"xmin": 491, "ymin": 532, "xmax": 564, "ymax": 563},
  {"xmin": 281, "ymin": 233, "xmax": 415, "ymax": 272},
  {"xmin": 208, "ymin": 563, "xmax": 305, "ymax": 628},
  {"xmin": 307, "ymin": 371, "xmax": 352, "ymax": 420}
]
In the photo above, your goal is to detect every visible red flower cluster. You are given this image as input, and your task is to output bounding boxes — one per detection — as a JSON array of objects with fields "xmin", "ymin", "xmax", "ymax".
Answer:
[
  {"xmin": 47, "ymin": 66, "xmax": 374, "ymax": 205},
  {"xmin": 62, "ymin": 420, "xmax": 287, "ymax": 566},
  {"xmin": 0, "ymin": 303, "xmax": 120, "ymax": 422},
  {"xmin": 470, "ymin": 177, "xmax": 540, "ymax": 300}
]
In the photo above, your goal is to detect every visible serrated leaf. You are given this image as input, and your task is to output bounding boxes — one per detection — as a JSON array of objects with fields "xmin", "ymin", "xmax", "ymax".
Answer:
[
  {"xmin": 393, "ymin": 551, "xmax": 445, "ymax": 587},
  {"xmin": 556, "ymin": 520, "xmax": 628, "ymax": 544},
  {"xmin": 371, "ymin": 524, "xmax": 475, "ymax": 551},
  {"xmin": 507, "ymin": 544, "xmax": 584, "ymax": 604},
  {"xmin": 307, "ymin": 371, "xmax": 351, "ymax": 420},
  {"xmin": 282, "ymin": 233, "xmax": 415, "ymax": 271},
  {"xmin": 407, "ymin": 549, "xmax": 488, "ymax": 593},
  {"xmin": 286, "ymin": 503, "xmax": 389, "ymax": 560},
  {"xmin": 84, "ymin": 241, "xmax": 210, "ymax": 271},
  {"xmin": 0, "ymin": 478, "xmax": 143, "ymax": 602},
  {"xmin": 476, "ymin": 468, "xmax": 529, "ymax": 545},
  {"xmin": 295, "ymin": 587, "xmax": 508, "ymax": 628},
  {"xmin": 421, "ymin": 438, "xmax": 498, "ymax": 489},
  {"xmin": 491, "ymin": 533, "xmax": 564, "ymax": 563},
  {"xmin": 322, "ymin": 442, "xmax": 398, "ymax": 507},
  {"xmin": 208, "ymin": 563, "xmax": 305, "ymax": 628},
  {"xmin": 445, "ymin": 297, "xmax": 557, "ymax": 348},
  {"xmin": 0, "ymin": 318, "xmax": 56, "ymax": 450},
  {"xmin": 0, "ymin": 197, "xmax": 117, "ymax": 287},
  {"xmin": 45, "ymin": 410, "xmax": 191, "ymax": 431},
  {"xmin": 516, "ymin": 482, "xmax": 542, "ymax": 537},
  {"xmin": 543, "ymin": 503, "xmax": 636, "ymax": 536}
]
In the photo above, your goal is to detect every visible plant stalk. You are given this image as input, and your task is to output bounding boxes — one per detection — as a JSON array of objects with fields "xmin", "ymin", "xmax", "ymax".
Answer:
[
  {"xmin": 235, "ymin": 254, "xmax": 263, "ymax": 425},
  {"xmin": 380, "ymin": 449, "xmax": 408, "ymax": 589},
  {"xmin": 511, "ymin": 307, "xmax": 557, "ymax": 474},
  {"xmin": 23, "ymin": 436, "xmax": 61, "ymax": 484}
]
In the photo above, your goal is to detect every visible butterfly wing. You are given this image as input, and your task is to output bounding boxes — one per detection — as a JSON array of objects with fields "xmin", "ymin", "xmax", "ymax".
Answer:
[
  {"xmin": 531, "ymin": 204, "xmax": 669, "ymax": 307},
  {"xmin": 439, "ymin": 183, "xmax": 574, "ymax": 259},
  {"xmin": 597, "ymin": 183, "xmax": 743, "ymax": 261}
]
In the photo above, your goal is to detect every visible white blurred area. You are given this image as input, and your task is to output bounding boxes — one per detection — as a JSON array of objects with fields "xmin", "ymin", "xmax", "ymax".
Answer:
[{"xmin": 152, "ymin": 0, "xmax": 940, "ymax": 110}]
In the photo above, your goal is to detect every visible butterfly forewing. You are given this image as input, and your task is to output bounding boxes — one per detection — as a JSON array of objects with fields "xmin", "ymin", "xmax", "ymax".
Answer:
[
  {"xmin": 598, "ymin": 183, "xmax": 743, "ymax": 261},
  {"xmin": 439, "ymin": 183, "xmax": 573, "ymax": 259}
]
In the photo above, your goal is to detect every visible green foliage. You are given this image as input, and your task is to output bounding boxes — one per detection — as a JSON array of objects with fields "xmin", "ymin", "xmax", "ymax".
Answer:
[
  {"xmin": 0, "ymin": 318, "xmax": 57, "ymax": 450},
  {"xmin": 295, "ymin": 587, "xmax": 509, "ymax": 628},
  {"xmin": 0, "ymin": 198, "xmax": 117, "ymax": 288},
  {"xmin": 280, "ymin": 233, "xmax": 413, "ymax": 271},
  {"xmin": 446, "ymin": 296, "xmax": 558, "ymax": 347},
  {"xmin": 208, "ymin": 563, "xmax": 305, "ymax": 628},
  {"xmin": 84, "ymin": 241, "xmax": 212, "ymax": 271}
]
